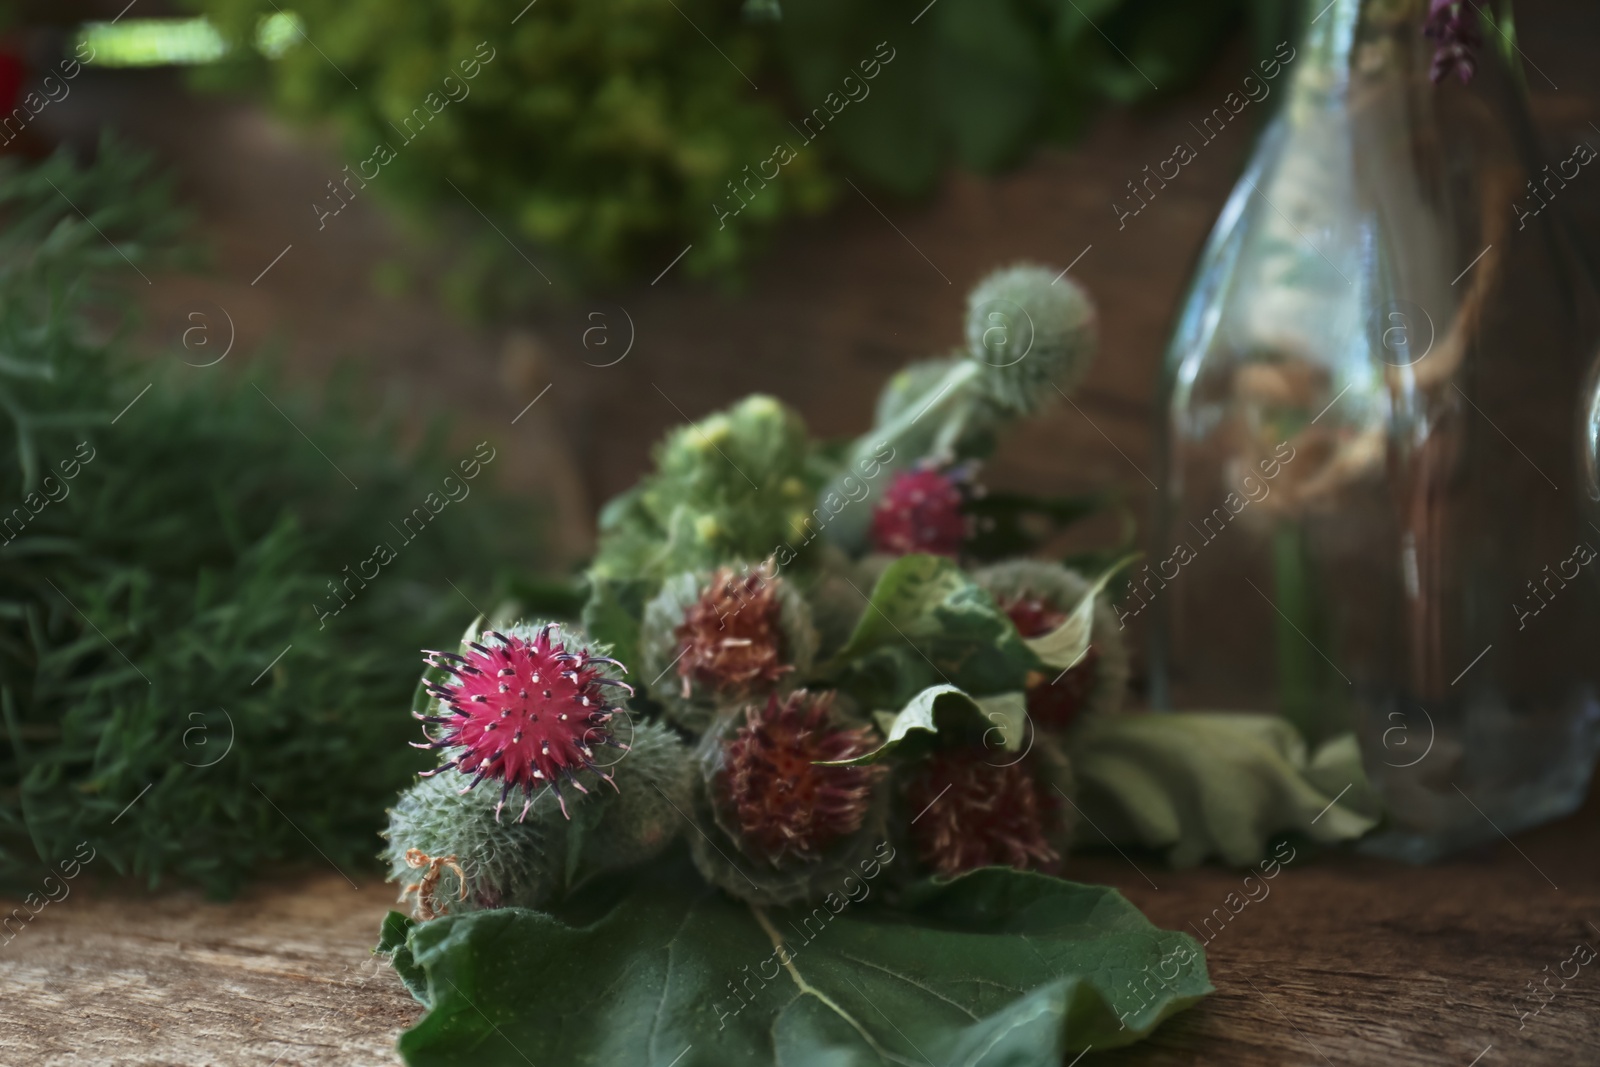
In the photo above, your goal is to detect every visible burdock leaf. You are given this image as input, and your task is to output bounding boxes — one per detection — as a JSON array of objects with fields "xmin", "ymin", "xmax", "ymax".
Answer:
[
  {"xmin": 1022, "ymin": 554, "xmax": 1136, "ymax": 670},
  {"xmin": 820, "ymin": 684, "xmax": 1027, "ymax": 766},
  {"xmin": 832, "ymin": 554, "xmax": 1039, "ymax": 706},
  {"xmin": 377, "ymin": 911, "xmax": 429, "ymax": 1005},
  {"xmin": 1070, "ymin": 713, "xmax": 1379, "ymax": 867},
  {"xmin": 390, "ymin": 852, "xmax": 1210, "ymax": 1067}
]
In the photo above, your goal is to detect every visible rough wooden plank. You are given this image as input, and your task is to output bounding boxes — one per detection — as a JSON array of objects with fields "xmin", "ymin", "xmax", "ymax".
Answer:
[
  {"xmin": 4, "ymin": 788, "xmax": 1593, "ymax": 1066},
  {"xmin": 0, "ymin": 876, "xmax": 420, "ymax": 1065},
  {"xmin": 1076, "ymin": 790, "xmax": 1600, "ymax": 1067}
]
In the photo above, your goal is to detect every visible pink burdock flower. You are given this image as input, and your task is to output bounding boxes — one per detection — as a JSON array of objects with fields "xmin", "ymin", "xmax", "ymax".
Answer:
[
  {"xmin": 870, "ymin": 464, "xmax": 972, "ymax": 557},
  {"xmin": 717, "ymin": 690, "xmax": 883, "ymax": 866},
  {"xmin": 1425, "ymin": 0, "xmax": 1481, "ymax": 84},
  {"xmin": 902, "ymin": 747, "xmax": 1061, "ymax": 876},
  {"xmin": 415, "ymin": 625, "xmax": 633, "ymax": 821}
]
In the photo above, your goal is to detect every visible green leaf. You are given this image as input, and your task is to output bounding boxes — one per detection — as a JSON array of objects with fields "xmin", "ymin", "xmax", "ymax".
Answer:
[
  {"xmin": 821, "ymin": 684, "xmax": 1027, "ymax": 766},
  {"xmin": 1022, "ymin": 554, "xmax": 1136, "ymax": 670},
  {"xmin": 580, "ymin": 576, "xmax": 653, "ymax": 677},
  {"xmin": 377, "ymin": 910, "xmax": 429, "ymax": 1005},
  {"xmin": 928, "ymin": 0, "xmax": 1046, "ymax": 171},
  {"xmin": 1070, "ymin": 713, "xmax": 1379, "ymax": 867},
  {"xmin": 831, "ymin": 554, "xmax": 1039, "ymax": 707},
  {"xmin": 1302, "ymin": 731, "xmax": 1384, "ymax": 821},
  {"xmin": 392, "ymin": 854, "xmax": 1211, "ymax": 1066},
  {"xmin": 775, "ymin": 0, "xmax": 946, "ymax": 196},
  {"xmin": 822, "ymin": 360, "xmax": 987, "ymax": 554}
]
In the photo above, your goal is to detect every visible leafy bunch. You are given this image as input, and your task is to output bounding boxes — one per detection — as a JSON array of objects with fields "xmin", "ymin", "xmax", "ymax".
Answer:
[
  {"xmin": 0, "ymin": 143, "xmax": 529, "ymax": 896},
  {"xmin": 378, "ymin": 260, "xmax": 1384, "ymax": 1065},
  {"xmin": 191, "ymin": 0, "xmax": 831, "ymax": 301},
  {"xmin": 386, "ymin": 259, "xmax": 1378, "ymax": 904}
]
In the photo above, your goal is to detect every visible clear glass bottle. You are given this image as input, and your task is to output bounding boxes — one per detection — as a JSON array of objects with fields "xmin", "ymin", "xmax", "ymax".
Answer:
[{"xmin": 1148, "ymin": 0, "xmax": 1600, "ymax": 859}]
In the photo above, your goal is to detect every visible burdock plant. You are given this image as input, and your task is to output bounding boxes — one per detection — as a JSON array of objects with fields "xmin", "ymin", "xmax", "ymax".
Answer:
[
  {"xmin": 822, "ymin": 263, "xmax": 1098, "ymax": 554},
  {"xmin": 975, "ymin": 560, "xmax": 1129, "ymax": 731},
  {"xmin": 384, "ymin": 715, "xmax": 691, "ymax": 915},
  {"xmin": 637, "ymin": 563, "xmax": 818, "ymax": 734},
  {"xmin": 382, "ymin": 769, "xmax": 556, "ymax": 915},
  {"xmin": 899, "ymin": 735, "xmax": 1076, "ymax": 878},
  {"xmin": 388, "ymin": 618, "xmax": 693, "ymax": 915},
  {"xmin": 688, "ymin": 689, "xmax": 889, "ymax": 906},
  {"xmin": 364, "ymin": 251, "xmax": 1374, "ymax": 1067},
  {"xmin": 869, "ymin": 463, "xmax": 977, "ymax": 559},
  {"xmin": 584, "ymin": 395, "xmax": 830, "ymax": 670},
  {"xmin": 414, "ymin": 622, "xmax": 633, "ymax": 819}
]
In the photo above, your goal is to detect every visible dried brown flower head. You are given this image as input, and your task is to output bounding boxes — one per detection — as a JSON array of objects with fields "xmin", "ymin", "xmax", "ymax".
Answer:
[
  {"xmin": 716, "ymin": 690, "xmax": 883, "ymax": 866},
  {"xmin": 675, "ymin": 567, "xmax": 792, "ymax": 699},
  {"xmin": 903, "ymin": 747, "xmax": 1059, "ymax": 876}
]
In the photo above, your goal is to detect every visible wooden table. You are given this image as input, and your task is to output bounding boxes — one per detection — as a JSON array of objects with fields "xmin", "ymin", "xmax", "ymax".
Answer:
[
  {"xmin": 4, "ymin": 781, "xmax": 1595, "ymax": 1066},
  {"xmin": 1077, "ymin": 785, "xmax": 1600, "ymax": 1067},
  {"xmin": 0, "ymin": 872, "xmax": 419, "ymax": 1065}
]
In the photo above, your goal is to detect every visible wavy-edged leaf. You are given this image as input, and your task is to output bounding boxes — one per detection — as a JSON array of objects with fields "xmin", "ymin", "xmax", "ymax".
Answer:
[
  {"xmin": 1070, "ymin": 712, "xmax": 1378, "ymax": 867},
  {"xmin": 390, "ymin": 853, "xmax": 1211, "ymax": 1066},
  {"xmin": 377, "ymin": 910, "xmax": 429, "ymax": 1004},
  {"xmin": 831, "ymin": 554, "xmax": 1038, "ymax": 708},
  {"xmin": 822, "ymin": 684, "xmax": 1027, "ymax": 766},
  {"xmin": 1022, "ymin": 554, "xmax": 1135, "ymax": 670},
  {"xmin": 1302, "ymin": 731, "xmax": 1384, "ymax": 820}
]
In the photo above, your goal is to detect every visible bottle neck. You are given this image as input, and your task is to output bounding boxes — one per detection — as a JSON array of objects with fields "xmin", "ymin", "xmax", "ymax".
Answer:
[{"xmin": 1286, "ymin": 0, "xmax": 1363, "ymax": 104}]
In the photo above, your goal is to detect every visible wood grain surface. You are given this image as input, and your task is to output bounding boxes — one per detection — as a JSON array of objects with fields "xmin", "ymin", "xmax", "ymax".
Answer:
[
  {"xmin": 0, "ymin": 874, "xmax": 419, "ymax": 1065},
  {"xmin": 1075, "ymin": 785, "xmax": 1600, "ymax": 1067},
  {"xmin": 2, "ymin": 784, "xmax": 1594, "ymax": 1066}
]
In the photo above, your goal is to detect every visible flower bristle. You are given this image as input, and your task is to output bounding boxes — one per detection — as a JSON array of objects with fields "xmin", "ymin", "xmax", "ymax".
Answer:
[
  {"xmin": 903, "ymin": 747, "xmax": 1059, "ymax": 876},
  {"xmin": 416, "ymin": 625, "xmax": 633, "ymax": 821},
  {"xmin": 716, "ymin": 690, "xmax": 883, "ymax": 866},
  {"xmin": 1001, "ymin": 593, "xmax": 1100, "ymax": 731},
  {"xmin": 870, "ymin": 465, "xmax": 971, "ymax": 557},
  {"xmin": 674, "ymin": 567, "xmax": 792, "ymax": 699}
]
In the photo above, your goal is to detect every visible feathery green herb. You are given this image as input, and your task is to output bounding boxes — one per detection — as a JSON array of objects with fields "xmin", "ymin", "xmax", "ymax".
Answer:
[{"xmin": 0, "ymin": 142, "xmax": 532, "ymax": 896}]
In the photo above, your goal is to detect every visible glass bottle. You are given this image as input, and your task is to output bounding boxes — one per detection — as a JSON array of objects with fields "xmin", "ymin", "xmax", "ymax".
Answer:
[{"xmin": 1148, "ymin": 0, "xmax": 1600, "ymax": 859}]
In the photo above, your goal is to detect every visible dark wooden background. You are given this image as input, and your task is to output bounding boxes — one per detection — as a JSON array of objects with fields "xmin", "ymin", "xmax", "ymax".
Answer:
[{"xmin": 36, "ymin": 1, "xmax": 1600, "ymax": 671}]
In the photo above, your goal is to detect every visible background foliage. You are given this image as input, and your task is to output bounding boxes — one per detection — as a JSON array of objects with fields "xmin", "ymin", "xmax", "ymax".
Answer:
[
  {"xmin": 188, "ymin": 0, "xmax": 1292, "ymax": 302},
  {"xmin": 0, "ymin": 141, "xmax": 529, "ymax": 896}
]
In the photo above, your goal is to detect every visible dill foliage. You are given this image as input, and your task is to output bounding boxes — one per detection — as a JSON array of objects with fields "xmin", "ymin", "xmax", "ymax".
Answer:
[{"xmin": 0, "ymin": 142, "xmax": 528, "ymax": 896}]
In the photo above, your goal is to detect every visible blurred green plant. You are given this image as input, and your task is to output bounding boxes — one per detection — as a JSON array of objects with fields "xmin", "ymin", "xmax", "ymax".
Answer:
[
  {"xmin": 0, "ymin": 140, "xmax": 531, "ymax": 897},
  {"xmin": 184, "ymin": 0, "xmax": 1291, "ymax": 300}
]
